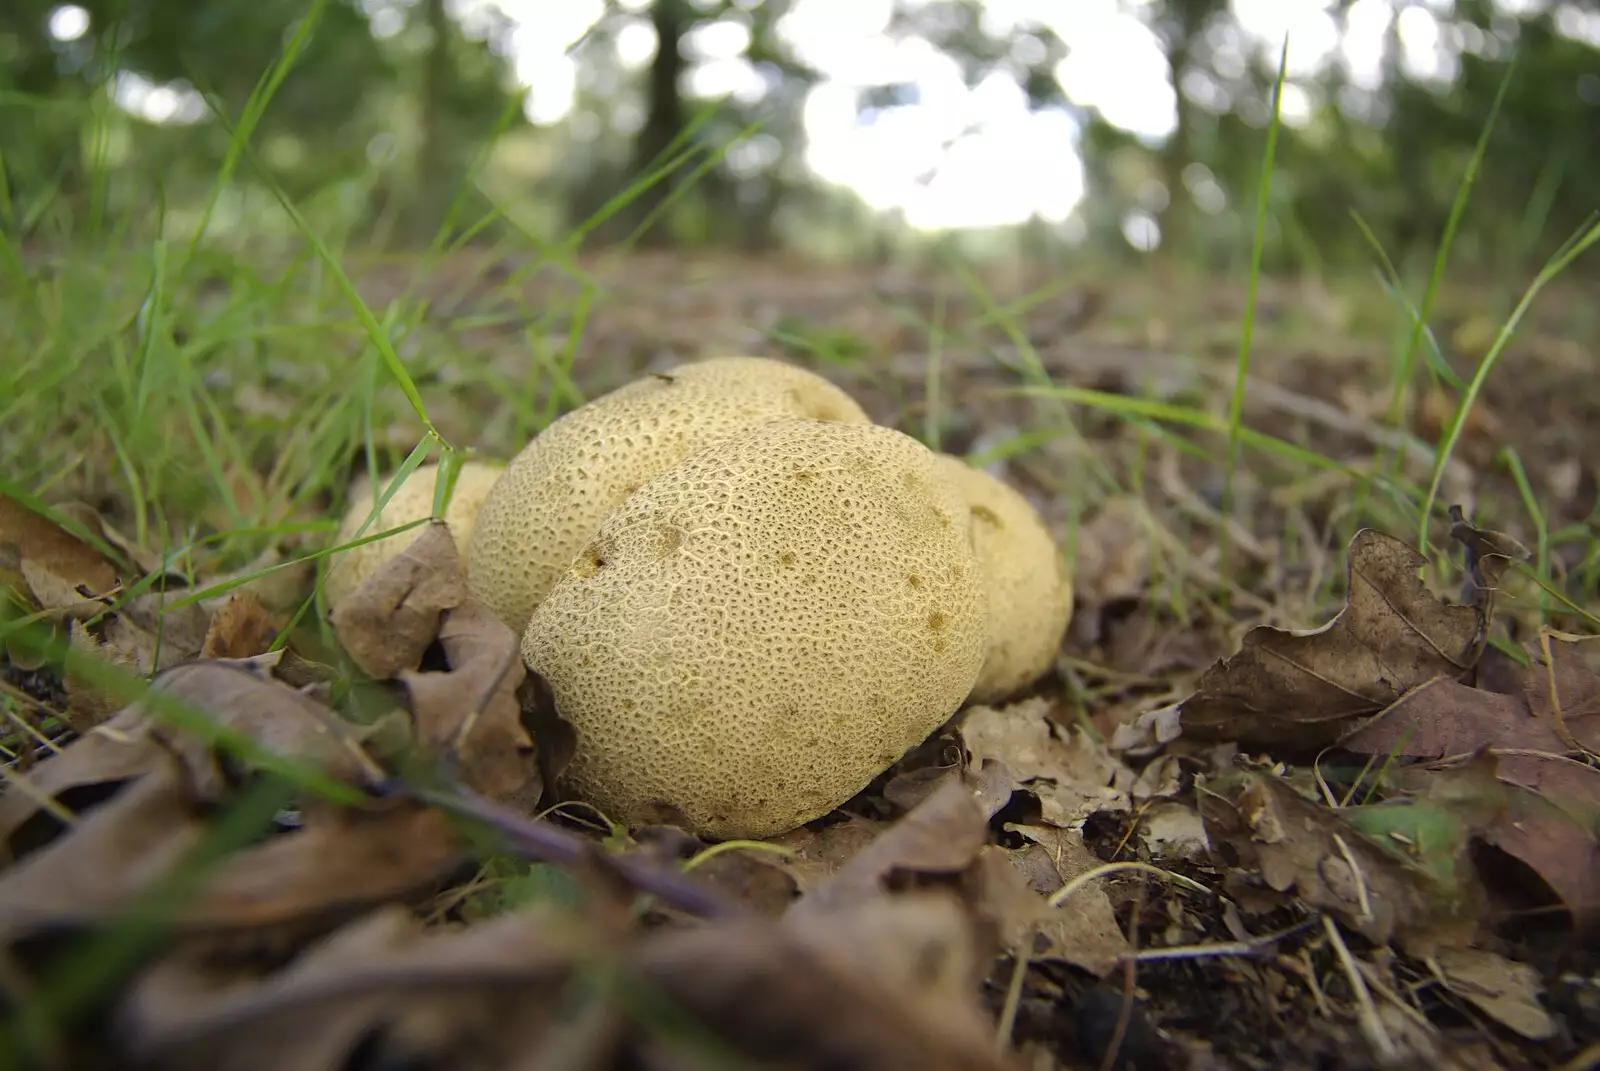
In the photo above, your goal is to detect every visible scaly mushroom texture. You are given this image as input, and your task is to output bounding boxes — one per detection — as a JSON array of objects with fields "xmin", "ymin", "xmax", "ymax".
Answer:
[
  {"xmin": 467, "ymin": 355, "xmax": 870, "ymax": 636},
  {"xmin": 523, "ymin": 418, "xmax": 988, "ymax": 841}
]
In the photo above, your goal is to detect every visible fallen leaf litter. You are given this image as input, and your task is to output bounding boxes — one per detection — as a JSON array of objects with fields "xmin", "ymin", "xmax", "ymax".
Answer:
[{"xmin": 1, "ymin": 350, "xmax": 1597, "ymax": 1070}]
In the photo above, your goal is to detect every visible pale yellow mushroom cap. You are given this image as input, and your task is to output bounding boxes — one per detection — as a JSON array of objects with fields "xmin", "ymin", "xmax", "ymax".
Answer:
[
  {"xmin": 522, "ymin": 418, "xmax": 988, "ymax": 841},
  {"xmin": 933, "ymin": 454, "xmax": 1073, "ymax": 704},
  {"xmin": 467, "ymin": 355, "xmax": 870, "ymax": 635},
  {"xmin": 324, "ymin": 459, "xmax": 505, "ymax": 610}
]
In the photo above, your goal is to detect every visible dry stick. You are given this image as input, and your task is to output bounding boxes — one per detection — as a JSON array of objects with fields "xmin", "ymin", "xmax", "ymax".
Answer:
[
  {"xmin": 1321, "ymin": 915, "xmax": 1396, "ymax": 1062},
  {"xmin": 382, "ymin": 780, "xmax": 746, "ymax": 921},
  {"xmin": 1120, "ymin": 916, "xmax": 1320, "ymax": 964}
]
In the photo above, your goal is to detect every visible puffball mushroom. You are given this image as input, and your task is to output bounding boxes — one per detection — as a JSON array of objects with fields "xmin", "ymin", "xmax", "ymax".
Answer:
[
  {"xmin": 522, "ymin": 418, "xmax": 989, "ymax": 841},
  {"xmin": 467, "ymin": 355, "xmax": 871, "ymax": 635},
  {"xmin": 324, "ymin": 459, "xmax": 505, "ymax": 610},
  {"xmin": 933, "ymin": 453, "xmax": 1074, "ymax": 704}
]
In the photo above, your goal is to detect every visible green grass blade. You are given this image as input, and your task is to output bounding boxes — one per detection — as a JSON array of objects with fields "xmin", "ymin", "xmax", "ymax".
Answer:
[
  {"xmin": 181, "ymin": 0, "xmax": 331, "ymax": 267},
  {"xmin": 1419, "ymin": 212, "xmax": 1600, "ymax": 544},
  {"xmin": 1218, "ymin": 34, "xmax": 1289, "ymax": 580},
  {"xmin": 1393, "ymin": 54, "xmax": 1516, "ymax": 523},
  {"xmin": 199, "ymin": 98, "xmax": 449, "ymax": 450}
]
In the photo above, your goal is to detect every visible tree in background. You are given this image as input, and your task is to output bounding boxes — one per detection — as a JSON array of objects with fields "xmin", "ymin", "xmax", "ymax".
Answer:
[
  {"xmin": 1, "ymin": 0, "xmax": 1596, "ymax": 276},
  {"xmin": 0, "ymin": 0, "xmax": 515, "ymax": 240}
]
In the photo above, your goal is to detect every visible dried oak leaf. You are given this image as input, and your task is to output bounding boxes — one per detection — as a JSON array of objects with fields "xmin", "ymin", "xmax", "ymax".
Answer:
[
  {"xmin": 974, "ymin": 837, "xmax": 1130, "ymax": 976},
  {"xmin": 957, "ymin": 697, "xmax": 1130, "ymax": 827},
  {"xmin": 1339, "ymin": 638, "xmax": 1599, "ymax": 758},
  {"xmin": 768, "ymin": 815, "xmax": 891, "ymax": 893},
  {"xmin": 200, "ymin": 591, "xmax": 283, "ymax": 660},
  {"xmin": 787, "ymin": 775, "xmax": 991, "ymax": 917},
  {"xmin": 2, "ymin": 657, "xmax": 363, "ymax": 857},
  {"xmin": 637, "ymin": 891, "xmax": 1016, "ymax": 1071},
  {"xmin": 1340, "ymin": 638, "xmax": 1600, "ymax": 929},
  {"xmin": 0, "ymin": 659, "xmax": 464, "ymax": 949},
  {"xmin": 397, "ymin": 600, "xmax": 539, "ymax": 806},
  {"xmin": 1198, "ymin": 769, "xmax": 1481, "ymax": 951},
  {"xmin": 1431, "ymin": 946, "xmax": 1558, "ymax": 1041},
  {"xmin": 0, "ymin": 493, "xmax": 119, "ymax": 606},
  {"xmin": 117, "ymin": 889, "xmax": 1012, "ymax": 1071},
  {"xmin": 330, "ymin": 520, "xmax": 465, "ymax": 679},
  {"xmin": 59, "ymin": 590, "xmax": 214, "ymax": 729},
  {"xmin": 326, "ymin": 521, "xmax": 538, "ymax": 805},
  {"xmin": 1180, "ymin": 528, "xmax": 1497, "ymax": 750},
  {"xmin": 114, "ymin": 901, "xmax": 611, "ymax": 1071}
]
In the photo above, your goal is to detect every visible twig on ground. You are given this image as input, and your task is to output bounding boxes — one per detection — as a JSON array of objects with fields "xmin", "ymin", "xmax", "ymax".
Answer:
[
  {"xmin": 376, "ymin": 779, "xmax": 746, "ymax": 920},
  {"xmin": 1322, "ymin": 915, "xmax": 1395, "ymax": 1062}
]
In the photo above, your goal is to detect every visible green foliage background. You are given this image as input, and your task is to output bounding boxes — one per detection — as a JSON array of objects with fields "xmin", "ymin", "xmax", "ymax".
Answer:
[{"xmin": 2, "ymin": 0, "xmax": 1597, "ymax": 273}]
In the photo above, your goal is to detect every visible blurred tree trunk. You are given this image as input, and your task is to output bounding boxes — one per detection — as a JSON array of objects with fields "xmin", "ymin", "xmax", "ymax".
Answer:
[
  {"xmin": 627, "ymin": 0, "xmax": 691, "ymax": 246},
  {"xmin": 1155, "ymin": 0, "xmax": 1217, "ymax": 259},
  {"xmin": 413, "ymin": 0, "xmax": 453, "ymax": 243}
]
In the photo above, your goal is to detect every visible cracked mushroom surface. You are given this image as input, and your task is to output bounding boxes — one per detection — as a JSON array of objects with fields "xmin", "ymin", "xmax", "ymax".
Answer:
[
  {"xmin": 324, "ymin": 459, "xmax": 504, "ymax": 611},
  {"xmin": 522, "ymin": 418, "xmax": 988, "ymax": 841},
  {"xmin": 467, "ymin": 356, "xmax": 871, "ymax": 635},
  {"xmin": 933, "ymin": 454, "xmax": 1074, "ymax": 704}
]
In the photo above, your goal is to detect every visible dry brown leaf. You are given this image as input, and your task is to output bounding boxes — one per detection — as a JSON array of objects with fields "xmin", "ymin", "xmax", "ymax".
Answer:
[
  {"xmin": 1135, "ymin": 800, "xmax": 1212, "ymax": 863},
  {"xmin": 396, "ymin": 600, "xmax": 539, "ymax": 806},
  {"xmin": 330, "ymin": 521, "xmax": 466, "ymax": 679},
  {"xmin": 0, "ymin": 653, "xmax": 470, "ymax": 948},
  {"xmin": 972, "ymin": 840, "xmax": 1130, "ymax": 976},
  {"xmin": 1336, "ymin": 677, "xmax": 1571, "ymax": 757},
  {"xmin": 0, "ymin": 759, "xmax": 207, "ymax": 945},
  {"xmin": 116, "ymin": 885, "xmax": 1012, "ymax": 1071},
  {"xmin": 787, "ymin": 776, "xmax": 991, "ymax": 917},
  {"xmin": 639, "ymin": 892, "xmax": 1015, "ymax": 1071},
  {"xmin": 64, "ymin": 615, "xmax": 148, "ymax": 727},
  {"xmin": 137, "ymin": 660, "xmax": 373, "ymax": 793},
  {"xmin": 0, "ymin": 701, "xmax": 166, "ymax": 855},
  {"xmin": 1338, "ymin": 637, "xmax": 1600, "ymax": 929},
  {"xmin": 0, "ymin": 493, "xmax": 120, "ymax": 600},
  {"xmin": 116, "ymin": 592, "xmax": 213, "ymax": 663},
  {"xmin": 115, "ymin": 900, "xmax": 608, "ymax": 1071},
  {"xmin": 1431, "ymin": 946, "xmax": 1558, "ymax": 1041},
  {"xmin": 1179, "ymin": 528, "xmax": 1495, "ymax": 749},
  {"xmin": 200, "ymin": 591, "xmax": 283, "ymax": 660},
  {"xmin": 681, "ymin": 847, "xmax": 800, "ymax": 916},
  {"xmin": 58, "ymin": 589, "xmax": 214, "ymax": 728},
  {"xmin": 1479, "ymin": 770, "xmax": 1600, "ymax": 932},
  {"xmin": 1198, "ymin": 769, "xmax": 1476, "ymax": 950},
  {"xmin": 768, "ymin": 814, "xmax": 892, "ymax": 893},
  {"xmin": 52, "ymin": 501, "xmax": 169, "ymax": 578},
  {"xmin": 957, "ymin": 697, "xmax": 1130, "ymax": 828}
]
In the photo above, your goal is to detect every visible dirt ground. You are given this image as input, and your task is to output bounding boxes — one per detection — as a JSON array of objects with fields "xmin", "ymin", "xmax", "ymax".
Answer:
[{"xmin": 2, "ymin": 248, "xmax": 1597, "ymax": 1071}]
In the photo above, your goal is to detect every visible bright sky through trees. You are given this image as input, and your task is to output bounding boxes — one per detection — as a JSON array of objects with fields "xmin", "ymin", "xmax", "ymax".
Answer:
[{"xmin": 50, "ymin": 0, "xmax": 1600, "ymax": 233}]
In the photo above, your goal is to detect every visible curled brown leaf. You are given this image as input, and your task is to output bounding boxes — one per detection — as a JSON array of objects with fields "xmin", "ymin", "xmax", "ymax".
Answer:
[{"xmin": 1180, "ymin": 528, "xmax": 1490, "ymax": 750}]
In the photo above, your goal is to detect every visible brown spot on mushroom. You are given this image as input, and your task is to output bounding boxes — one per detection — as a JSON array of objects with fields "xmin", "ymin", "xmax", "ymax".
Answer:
[
  {"xmin": 651, "ymin": 523, "xmax": 686, "ymax": 558},
  {"xmin": 972, "ymin": 504, "xmax": 1002, "ymax": 528},
  {"xmin": 906, "ymin": 571, "xmax": 923, "ymax": 590},
  {"xmin": 572, "ymin": 543, "xmax": 607, "ymax": 578},
  {"xmin": 927, "ymin": 610, "xmax": 947, "ymax": 632},
  {"xmin": 778, "ymin": 550, "xmax": 796, "ymax": 568}
]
